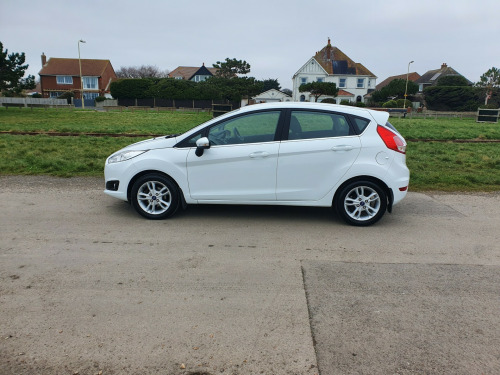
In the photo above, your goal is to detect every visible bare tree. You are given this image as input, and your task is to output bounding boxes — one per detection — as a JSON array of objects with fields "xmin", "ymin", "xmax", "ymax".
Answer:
[{"xmin": 116, "ymin": 65, "xmax": 170, "ymax": 79}]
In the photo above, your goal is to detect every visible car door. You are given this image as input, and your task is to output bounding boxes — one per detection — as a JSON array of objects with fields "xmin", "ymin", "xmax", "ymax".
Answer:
[
  {"xmin": 185, "ymin": 110, "xmax": 283, "ymax": 202},
  {"xmin": 276, "ymin": 110, "xmax": 362, "ymax": 201}
]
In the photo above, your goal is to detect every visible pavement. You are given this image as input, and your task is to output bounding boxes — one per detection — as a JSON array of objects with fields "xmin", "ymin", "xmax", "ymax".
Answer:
[{"xmin": 0, "ymin": 176, "xmax": 499, "ymax": 375}]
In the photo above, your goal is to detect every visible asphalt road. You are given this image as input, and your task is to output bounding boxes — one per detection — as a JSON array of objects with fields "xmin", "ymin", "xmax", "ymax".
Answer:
[{"xmin": 1, "ymin": 176, "xmax": 499, "ymax": 375}]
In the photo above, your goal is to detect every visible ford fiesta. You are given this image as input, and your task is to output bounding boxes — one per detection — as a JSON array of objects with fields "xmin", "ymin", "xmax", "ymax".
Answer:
[{"xmin": 104, "ymin": 102, "xmax": 409, "ymax": 226}]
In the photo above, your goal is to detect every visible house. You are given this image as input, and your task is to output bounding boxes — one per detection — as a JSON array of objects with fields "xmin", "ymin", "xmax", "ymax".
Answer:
[
  {"xmin": 252, "ymin": 89, "xmax": 292, "ymax": 103},
  {"xmin": 168, "ymin": 64, "xmax": 218, "ymax": 82},
  {"xmin": 416, "ymin": 63, "xmax": 471, "ymax": 92},
  {"xmin": 292, "ymin": 38, "xmax": 376, "ymax": 103},
  {"xmin": 38, "ymin": 53, "xmax": 117, "ymax": 99},
  {"xmin": 375, "ymin": 72, "xmax": 421, "ymax": 91}
]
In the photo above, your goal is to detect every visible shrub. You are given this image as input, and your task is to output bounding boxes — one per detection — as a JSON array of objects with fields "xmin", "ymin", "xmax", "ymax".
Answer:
[
  {"xmin": 340, "ymin": 100, "xmax": 352, "ymax": 105},
  {"xmin": 424, "ymin": 86, "xmax": 482, "ymax": 111},
  {"xmin": 479, "ymin": 103, "xmax": 499, "ymax": 109},
  {"xmin": 321, "ymin": 98, "xmax": 337, "ymax": 104},
  {"xmin": 396, "ymin": 99, "xmax": 412, "ymax": 108},
  {"xmin": 57, "ymin": 91, "xmax": 74, "ymax": 104},
  {"xmin": 382, "ymin": 100, "xmax": 398, "ymax": 108},
  {"xmin": 95, "ymin": 96, "xmax": 106, "ymax": 102},
  {"xmin": 355, "ymin": 102, "xmax": 366, "ymax": 107}
]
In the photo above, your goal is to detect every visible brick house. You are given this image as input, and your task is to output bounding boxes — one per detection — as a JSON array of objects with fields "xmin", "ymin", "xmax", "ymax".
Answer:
[{"xmin": 38, "ymin": 53, "xmax": 117, "ymax": 99}]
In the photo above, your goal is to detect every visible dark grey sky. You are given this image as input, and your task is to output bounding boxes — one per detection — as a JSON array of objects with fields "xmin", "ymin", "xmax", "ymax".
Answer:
[{"xmin": 1, "ymin": 0, "xmax": 499, "ymax": 89}]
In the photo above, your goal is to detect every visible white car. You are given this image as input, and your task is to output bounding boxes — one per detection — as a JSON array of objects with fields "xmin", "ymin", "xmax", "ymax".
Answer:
[{"xmin": 104, "ymin": 102, "xmax": 409, "ymax": 226}]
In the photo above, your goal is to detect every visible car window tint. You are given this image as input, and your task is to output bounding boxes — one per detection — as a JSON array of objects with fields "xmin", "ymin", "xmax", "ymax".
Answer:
[
  {"xmin": 289, "ymin": 111, "xmax": 352, "ymax": 140},
  {"xmin": 208, "ymin": 111, "xmax": 280, "ymax": 145},
  {"xmin": 351, "ymin": 116, "xmax": 370, "ymax": 134}
]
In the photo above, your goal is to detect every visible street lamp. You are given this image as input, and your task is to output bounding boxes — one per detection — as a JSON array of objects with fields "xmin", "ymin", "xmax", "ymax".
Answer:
[
  {"xmin": 78, "ymin": 39, "xmax": 86, "ymax": 109},
  {"xmin": 403, "ymin": 60, "xmax": 414, "ymax": 109}
]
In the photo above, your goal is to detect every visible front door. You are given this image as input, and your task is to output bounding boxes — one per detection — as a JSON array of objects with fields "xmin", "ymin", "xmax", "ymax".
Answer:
[{"xmin": 186, "ymin": 111, "xmax": 282, "ymax": 202}]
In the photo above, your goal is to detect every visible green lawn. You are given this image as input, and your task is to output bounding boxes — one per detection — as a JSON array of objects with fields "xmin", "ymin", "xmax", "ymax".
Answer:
[
  {"xmin": 0, "ymin": 107, "xmax": 499, "ymax": 191},
  {"xmin": 0, "ymin": 107, "xmax": 211, "ymax": 135}
]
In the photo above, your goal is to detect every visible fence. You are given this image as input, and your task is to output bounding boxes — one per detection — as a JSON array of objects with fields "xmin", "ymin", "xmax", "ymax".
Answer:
[
  {"xmin": 0, "ymin": 97, "xmax": 70, "ymax": 108},
  {"xmin": 116, "ymin": 98, "xmax": 240, "ymax": 111}
]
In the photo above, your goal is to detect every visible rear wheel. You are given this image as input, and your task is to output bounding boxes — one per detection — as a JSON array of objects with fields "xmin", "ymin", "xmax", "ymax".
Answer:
[
  {"xmin": 335, "ymin": 181, "xmax": 387, "ymax": 226},
  {"xmin": 131, "ymin": 174, "xmax": 180, "ymax": 220}
]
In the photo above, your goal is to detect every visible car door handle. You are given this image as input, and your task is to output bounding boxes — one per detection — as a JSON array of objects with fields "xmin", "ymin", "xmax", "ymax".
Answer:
[
  {"xmin": 331, "ymin": 145, "xmax": 354, "ymax": 152},
  {"xmin": 249, "ymin": 151, "xmax": 269, "ymax": 158}
]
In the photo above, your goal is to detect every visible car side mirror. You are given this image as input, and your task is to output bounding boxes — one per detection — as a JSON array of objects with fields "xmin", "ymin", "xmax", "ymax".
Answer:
[{"xmin": 195, "ymin": 137, "xmax": 210, "ymax": 157}]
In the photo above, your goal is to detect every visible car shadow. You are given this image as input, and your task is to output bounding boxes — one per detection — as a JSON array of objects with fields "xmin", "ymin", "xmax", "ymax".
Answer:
[{"xmin": 108, "ymin": 200, "xmax": 343, "ymax": 225}]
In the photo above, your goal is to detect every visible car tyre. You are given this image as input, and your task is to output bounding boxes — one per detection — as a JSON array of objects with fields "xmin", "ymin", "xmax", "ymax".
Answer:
[
  {"xmin": 131, "ymin": 174, "xmax": 180, "ymax": 220},
  {"xmin": 335, "ymin": 180, "xmax": 387, "ymax": 226}
]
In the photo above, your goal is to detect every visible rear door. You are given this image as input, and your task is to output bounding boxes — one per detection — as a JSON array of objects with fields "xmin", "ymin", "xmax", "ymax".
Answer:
[{"xmin": 276, "ymin": 110, "xmax": 361, "ymax": 201}]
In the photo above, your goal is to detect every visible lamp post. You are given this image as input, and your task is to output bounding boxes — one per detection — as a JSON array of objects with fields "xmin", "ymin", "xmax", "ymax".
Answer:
[
  {"xmin": 78, "ymin": 40, "xmax": 86, "ymax": 109},
  {"xmin": 403, "ymin": 60, "xmax": 414, "ymax": 109}
]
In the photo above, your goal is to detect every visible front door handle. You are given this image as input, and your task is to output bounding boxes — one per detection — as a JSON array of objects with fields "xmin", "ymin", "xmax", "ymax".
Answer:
[
  {"xmin": 331, "ymin": 145, "xmax": 354, "ymax": 152},
  {"xmin": 249, "ymin": 151, "xmax": 269, "ymax": 158}
]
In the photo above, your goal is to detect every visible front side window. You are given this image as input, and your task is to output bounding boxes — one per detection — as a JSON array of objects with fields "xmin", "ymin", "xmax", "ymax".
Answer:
[
  {"xmin": 49, "ymin": 91, "xmax": 63, "ymax": 98},
  {"xmin": 357, "ymin": 78, "xmax": 365, "ymax": 88},
  {"xmin": 300, "ymin": 77, "xmax": 307, "ymax": 85},
  {"xmin": 83, "ymin": 76, "xmax": 98, "ymax": 89},
  {"xmin": 339, "ymin": 78, "xmax": 346, "ymax": 88},
  {"xmin": 208, "ymin": 111, "xmax": 281, "ymax": 145},
  {"xmin": 317, "ymin": 77, "xmax": 324, "ymax": 82},
  {"xmin": 288, "ymin": 111, "xmax": 352, "ymax": 140},
  {"xmin": 56, "ymin": 76, "xmax": 73, "ymax": 85}
]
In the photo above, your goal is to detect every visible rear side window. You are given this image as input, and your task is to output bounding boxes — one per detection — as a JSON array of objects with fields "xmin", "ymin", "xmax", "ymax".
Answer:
[
  {"xmin": 350, "ymin": 116, "xmax": 371, "ymax": 134},
  {"xmin": 288, "ymin": 111, "xmax": 353, "ymax": 140}
]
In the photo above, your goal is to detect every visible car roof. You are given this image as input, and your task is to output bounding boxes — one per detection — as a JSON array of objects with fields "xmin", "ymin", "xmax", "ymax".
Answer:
[{"xmin": 229, "ymin": 102, "xmax": 389, "ymax": 124}]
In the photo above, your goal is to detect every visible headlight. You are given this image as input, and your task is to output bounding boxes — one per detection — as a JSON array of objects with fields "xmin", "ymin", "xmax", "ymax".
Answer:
[{"xmin": 108, "ymin": 150, "xmax": 147, "ymax": 164}]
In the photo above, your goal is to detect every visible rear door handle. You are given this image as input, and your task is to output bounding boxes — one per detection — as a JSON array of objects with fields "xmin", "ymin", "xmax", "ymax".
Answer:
[
  {"xmin": 331, "ymin": 145, "xmax": 354, "ymax": 152},
  {"xmin": 249, "ymin": 151, "xmax": 269, "ymax": 158}
]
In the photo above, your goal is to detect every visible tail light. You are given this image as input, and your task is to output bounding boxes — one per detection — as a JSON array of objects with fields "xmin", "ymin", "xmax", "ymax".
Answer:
[{"xmin": 377, "ymin": 125, "xmax": 406, "ymax": 154}]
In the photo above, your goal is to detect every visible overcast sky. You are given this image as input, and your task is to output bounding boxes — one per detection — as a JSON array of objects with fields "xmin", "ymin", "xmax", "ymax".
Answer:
[{"xmin": 1, "ymin": 0, "xmax": 499, "ymax": 90}]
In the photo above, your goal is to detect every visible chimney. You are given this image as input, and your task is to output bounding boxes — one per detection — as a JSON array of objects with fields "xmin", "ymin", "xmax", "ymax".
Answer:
[
  {"xmin": 41, "ymin": 53, "xmax": 46, "ymax": 66},
  {"xmin": 327, "ymin": 37, "xmax": 331, "ymax": 46},
  {"xmin": 441, "ymin": 63, "xmax": 447, "ymax": 69}
]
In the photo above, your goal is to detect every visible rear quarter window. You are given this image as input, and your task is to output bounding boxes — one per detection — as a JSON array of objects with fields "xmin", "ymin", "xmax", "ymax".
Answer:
[{"xmin": 350, "ymin": 116, "xmax": 370, "ymax": 134}]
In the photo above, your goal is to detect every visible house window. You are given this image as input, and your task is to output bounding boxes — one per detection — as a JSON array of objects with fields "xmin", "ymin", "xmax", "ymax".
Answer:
[
  {"xmin": 317, "ymin": 77, "xmax": 324, "ymax": 82},
  {"xmin": 339, "ymin": 78, "xmax": 346, "ymax": 88},
  {"xmin": 357, "ymin": 78, "xmax": 365, "ymax": 88},
  {"xmin": 193, "ymin": 75, "xmax": 210, "ymax": 82},
  {"xmin": 368, "ymin": 79, "xmax": 372, "ymax": 88},
  {"xmin": 83, "ymin": 92, "xmax": 99, "ymax": 100},
  {"xmin": 49, "ymin": 92, "xmax": 63, "ymax": 98},
  {"xmin": 56, "ymin": 76, "xmax": 73, "ymax": 85},
  {"xmin": 83, "ymin": 76, "xmax": 98, "ymax": 90},
  {"xmin": 300, "ymin": 77, "xmax": 307, "ymax": 86}
]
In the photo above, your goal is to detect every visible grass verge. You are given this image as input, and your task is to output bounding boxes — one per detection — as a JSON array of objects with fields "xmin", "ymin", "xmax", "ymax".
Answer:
[{"xmin": 1, "ymin": 108, "xmax": 499, "ymax": 191}]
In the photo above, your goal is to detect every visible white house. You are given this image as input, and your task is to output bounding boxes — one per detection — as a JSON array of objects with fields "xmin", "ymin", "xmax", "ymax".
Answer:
[
  {"xmin": 252, "ymin": 89, "xmax": 292, "ymax": 103},
  {"xmin": 292, "ymin": 39, "xmax": 376, "ymax": 103}
]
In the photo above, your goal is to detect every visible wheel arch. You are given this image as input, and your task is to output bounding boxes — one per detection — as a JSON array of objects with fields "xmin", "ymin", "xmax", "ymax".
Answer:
[
  {"xmin": 127, "ymin": 170, "xmax": 186, "ymax": 207},
  {"xmin": 333, "ymin": 175, "xmax": 394, "ymax": 212}
]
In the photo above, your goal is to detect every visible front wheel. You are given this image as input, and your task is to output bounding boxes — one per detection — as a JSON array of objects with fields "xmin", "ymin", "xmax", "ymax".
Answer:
[
  {"xmin": 335, "ymin": 181, "xmax": 387, "ymax": 226},
  {"xmin": 131, "ymin": 174, "xmax": 180, "ymax": 220}
]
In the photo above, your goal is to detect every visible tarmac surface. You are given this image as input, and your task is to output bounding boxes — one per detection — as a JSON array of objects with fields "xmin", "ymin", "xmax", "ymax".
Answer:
[{"xmin": 1, "ymin": 176, "xmax": 499, "ymax": 375}]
